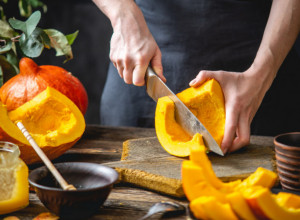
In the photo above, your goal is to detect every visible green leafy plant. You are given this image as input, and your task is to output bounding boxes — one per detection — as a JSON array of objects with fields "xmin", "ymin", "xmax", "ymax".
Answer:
[{"xmin": 0, "ymin": 0, "xmax": 78, "ymax": 87}]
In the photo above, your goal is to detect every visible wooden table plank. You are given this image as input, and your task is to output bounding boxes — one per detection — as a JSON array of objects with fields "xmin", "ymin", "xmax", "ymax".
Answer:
[{"xmin": 3, "ymin": 125, "xmax": 281, "ymax": 220}]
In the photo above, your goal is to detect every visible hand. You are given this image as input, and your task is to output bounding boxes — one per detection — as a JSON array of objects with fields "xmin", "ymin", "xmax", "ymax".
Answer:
[
  {"xmin": 109, "ymin": 4, "xmax": 165, "ymax": 86},
  {"xmin": 189, "ymin": 67, "xmax": 271, "ymax": 154}
]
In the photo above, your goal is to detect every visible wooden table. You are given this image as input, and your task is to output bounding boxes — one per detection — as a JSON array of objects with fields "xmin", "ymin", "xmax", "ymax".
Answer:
[{"xmin": 5, "ymin": 125, "xmax": 189, "ymax": 220}]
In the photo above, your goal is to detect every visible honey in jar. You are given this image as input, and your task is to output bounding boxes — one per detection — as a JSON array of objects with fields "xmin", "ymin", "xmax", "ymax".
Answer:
[{"xmin": 0, "ymin": 141, "xmax": 29, "ymax": 215}]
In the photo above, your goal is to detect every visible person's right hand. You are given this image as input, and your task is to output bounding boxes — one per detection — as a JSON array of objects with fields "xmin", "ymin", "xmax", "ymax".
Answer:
[{"xmin": 109, "ymin": 2, "xmax": 165, "ymax": 86}]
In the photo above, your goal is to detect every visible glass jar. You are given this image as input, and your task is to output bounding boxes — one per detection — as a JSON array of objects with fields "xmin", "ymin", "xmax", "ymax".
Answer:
[{"xmin": 0, "ymin": 141, "xmax": 29, "ymax": 215}]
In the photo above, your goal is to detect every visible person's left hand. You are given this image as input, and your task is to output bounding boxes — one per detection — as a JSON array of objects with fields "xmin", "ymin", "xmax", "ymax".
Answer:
[{"xmin": 189, "ymin": 68, "xmax": 271, "ymax": 154}]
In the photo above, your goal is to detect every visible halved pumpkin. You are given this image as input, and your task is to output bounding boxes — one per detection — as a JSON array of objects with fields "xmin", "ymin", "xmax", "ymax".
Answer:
[
  {"xmin": 0, "ymin": 87, "xmax": 85, "ymax": 164},
  {"xmin": 155, "ymin": 79, "xmax": 225, "ymax": 157}
]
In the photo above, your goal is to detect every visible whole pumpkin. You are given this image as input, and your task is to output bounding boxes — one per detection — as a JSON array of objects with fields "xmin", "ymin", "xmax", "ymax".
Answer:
[{"xmin": 0, "ymin": 57, "xmax": 88, "ymax": 115}]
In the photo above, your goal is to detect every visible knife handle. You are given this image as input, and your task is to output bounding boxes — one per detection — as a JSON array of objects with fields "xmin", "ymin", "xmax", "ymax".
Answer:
[{"xmin": 145, "ymin": 66, "xmax": 157, "ymax": 82}]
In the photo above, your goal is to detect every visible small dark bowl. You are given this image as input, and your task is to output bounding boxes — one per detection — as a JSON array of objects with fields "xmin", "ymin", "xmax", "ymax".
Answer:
[
  {"xmin": 29, "ymin": 162, "xmax": 119, "ymax": 219},
  {"xmin": 274, "ymin": 132, "xmax": 300, "ymax": 191}
]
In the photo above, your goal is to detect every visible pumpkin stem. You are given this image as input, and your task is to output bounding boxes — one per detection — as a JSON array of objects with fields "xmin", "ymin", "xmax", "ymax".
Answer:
[{"xmin": 19, "ymin": 58, "xmax": 39, "ymax": 75}]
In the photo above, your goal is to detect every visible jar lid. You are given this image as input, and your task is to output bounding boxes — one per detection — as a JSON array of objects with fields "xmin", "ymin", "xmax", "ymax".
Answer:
[{"xmin": 0, "ymin": 141, "xmax": 21, "ymax": 168}]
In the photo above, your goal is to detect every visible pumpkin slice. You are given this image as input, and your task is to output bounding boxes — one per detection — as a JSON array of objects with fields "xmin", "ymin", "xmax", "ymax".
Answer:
[
  {"xmin": 155, "ymin": 79, "xmax": 225, "ymax": 157},
  {"xmin": 182, "ymin": 160, "xmax": 228, "ymax": 203},
  {"xmin": 182, "ymin": 135, "xmax": 278, "ymax": 201},
  {"xmin": 275, "ymin": 192, "xmax": 300, "ymax": 209},
  {"xmin": 190, "ymin": 196, "xmax": 238, "ymax": 220},
  {"xmin": 244, "ymin": 187, "xmax": 300, "ymax": 220},
  {"xmin": 155, "ymin": 96, "xmax": 203, "ymax": 157},
  {"xmin": 0, "ymin": 87, "xmax": 85, "ymax": 164},
  {"xmin": 227, "ymin": 192, "xmax": 258, "ymax": 220},
  {"xmin": 176, "ymin": 79, "xmax": 225, "ymax": 146}
]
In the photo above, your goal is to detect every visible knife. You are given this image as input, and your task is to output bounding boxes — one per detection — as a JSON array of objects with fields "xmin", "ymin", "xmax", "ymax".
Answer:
[{"xmin": 145, "ymin": 66, "xmax": 224, "ymax": 156}]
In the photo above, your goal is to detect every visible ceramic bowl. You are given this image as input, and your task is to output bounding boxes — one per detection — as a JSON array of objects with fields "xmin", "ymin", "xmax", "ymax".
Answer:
[
  {"xmin": 274, "ymin": 132, "xmax": 300, "ymax": 191},
  {"xmin": 29, "ymin": 162, "xmax": 119, "ymax": 219}
]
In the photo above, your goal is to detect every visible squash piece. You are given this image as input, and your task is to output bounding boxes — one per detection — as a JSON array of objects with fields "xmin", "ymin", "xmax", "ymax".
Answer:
[
  {"xmin": 155, "ymin": 96, "xmax": 203, "ymax": 157},
  {"xmin": 189, "ymin": 140, "xmax": 241, "ymax": 191},
  {"xmin": 227, "ymin": 192, "xmax": 258, "ymax": 220},
  {"xmin": 0, "ymin": 87, "xmax": 85, "ymax": 164},
  {"xmin": 236, "ymin": 167, "xmax": 277, "ymax": 191},
  {"xmin": 275, "ymin": 192, "xmax": 300, "ymax": 209},
  {"xmin": 182, "ymin": 161, "xmax": 227, "ymax": 203},
  {"xmin": 190, "ymin": 196, "xmax": 238, "ymax": 220},
  {"xmin": 244, "ymin": 187, "xmax": 300, "ymax": 220},
  {"xmin": 177, "ymin": 79, "xmax": 225, "ymax": 146},
  {"xmin": 155, "ymin": 79, "xmax": 225, "ymax": 157}
]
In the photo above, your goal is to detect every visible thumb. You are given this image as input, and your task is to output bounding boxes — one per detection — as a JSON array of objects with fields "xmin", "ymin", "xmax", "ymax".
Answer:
[
  {"xmin": 189, "ymin": 70, "xmax": 216, "ymax": 87},
  {"xmin": 151, "ymin": 49, "xmax": 166, "ymax": 82}
]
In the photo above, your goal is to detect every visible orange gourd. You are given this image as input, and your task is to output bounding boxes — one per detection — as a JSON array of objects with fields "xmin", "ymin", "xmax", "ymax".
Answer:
[{"xmin": 0, "ymin": 57, "xmax": 88, "ymax": 115}]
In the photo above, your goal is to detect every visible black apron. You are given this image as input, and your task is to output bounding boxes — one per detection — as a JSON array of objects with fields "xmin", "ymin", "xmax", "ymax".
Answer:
[{"xmin": 100, "ymin": 0, "xmax": 300, "ymax": 136}]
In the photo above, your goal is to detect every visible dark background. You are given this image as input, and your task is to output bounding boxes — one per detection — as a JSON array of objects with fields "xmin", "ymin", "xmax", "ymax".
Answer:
[{"xmin": 4, "ymin": 0, "xmax": 300, "ymax": 125}]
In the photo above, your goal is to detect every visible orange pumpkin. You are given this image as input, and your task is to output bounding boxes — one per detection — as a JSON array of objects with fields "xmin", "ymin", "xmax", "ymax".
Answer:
[{"xmin": 0, "ymin": 57, "xmax": 88, "ymax": 115}]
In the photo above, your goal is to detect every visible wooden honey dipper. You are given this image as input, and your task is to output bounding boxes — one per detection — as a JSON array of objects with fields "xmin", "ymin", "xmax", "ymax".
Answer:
[{"xmin": 16, "ymin": 121, "xmax": 76, "ymax": 191}]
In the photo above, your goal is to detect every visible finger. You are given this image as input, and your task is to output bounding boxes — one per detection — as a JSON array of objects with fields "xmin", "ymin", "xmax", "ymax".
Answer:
[
  {"xmin": 189, "ymin": 70, "xmax": 215, "ymax": 87},
  {"xmin": 116, "ymin": 65, "xmax": 124, "ymax": 79},
  {"xmin": 228, "ymin": 114, "xmax": 250, "ymax": 153},
  {"xmin": 123, "ymin": 66, "xmax": 133, "ymax": 84},
  {"xmin": 151, "ymin": 50, "xmax": 166, "ymax": 82},
  {"xmin": 132, "ymin": 64, "xmax": 148, "ymax": 86},
  {"xmin": 221, "ymin": 107, "xmax": 239, "ymax": 154}
]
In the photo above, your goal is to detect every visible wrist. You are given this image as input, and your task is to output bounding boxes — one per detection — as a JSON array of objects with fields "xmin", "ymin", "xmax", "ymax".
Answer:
[{"xmin": 93, "ymin": 0, "xmax": 138, "ymax": 29}]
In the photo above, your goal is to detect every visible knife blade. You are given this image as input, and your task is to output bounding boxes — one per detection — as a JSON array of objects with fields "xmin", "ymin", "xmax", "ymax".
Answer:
[{"xmin": 145, "ymin": 66, "xmax": 224, "ymax": 156}]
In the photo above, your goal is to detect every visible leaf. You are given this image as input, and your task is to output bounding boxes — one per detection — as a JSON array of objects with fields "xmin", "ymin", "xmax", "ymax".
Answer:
[
  {"xmin": 6, "ymin": 51, "xmax": 20, "ymax": 72},
  {"xmin": 0, "ymin": 20, "xmax": 16, "ymax": 38},
  {"xmin": 0, "ymin": 38, "xmax": 12, "ymax": 54},
  {"xmin": 0, "ymin": 55, "xmax": 18, "ymax": 85},
  {"xmin": 8, "ymin": 11, "xmax": 41, "ymax": 37},
  {"xmin": 44, "ymin": 29, "xmax": 73, "ymax": 61},
  {"xmin": 19, "ymin": 28, "xmax": 44, "ymax": 57},
  {"xmin": 19, "ymin": 0, "xmax": 31, "ymax": 17},
  {"xmin": 18, "ymin": 0, "xmax": 47, "ymax": 17},
  {"xmin": 39, "ymin": 28, "xmax": 51, "ymax": 48},
  {"xmin": 0, "ymin": 5, "xmax": 6, "ymax": 20},
  {"xmin": 66, "ymin": 30, "xmax": 79, "ymax": 46}
]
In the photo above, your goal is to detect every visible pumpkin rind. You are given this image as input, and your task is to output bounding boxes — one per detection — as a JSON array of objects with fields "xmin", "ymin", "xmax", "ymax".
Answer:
[
  {"xmin": 0, "ymin": 87, "xmax": 85, "ymax": 164},
  {"xmin": 0, "ymin": 57, "xmax": 88, "ymax": 115}
]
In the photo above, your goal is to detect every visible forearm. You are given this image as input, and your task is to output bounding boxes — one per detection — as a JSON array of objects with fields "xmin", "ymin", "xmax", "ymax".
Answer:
[
  {"xmin": 250, "ymin": 0, "xmax": 300, "ymax": 86},
  {"xmin": 92, "ymin": 0, "xmax": 146, "ymax": 30}
]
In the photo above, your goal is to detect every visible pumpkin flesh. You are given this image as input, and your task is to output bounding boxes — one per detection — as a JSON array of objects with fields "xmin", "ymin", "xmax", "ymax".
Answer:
[
  {"xmin": 0, "ymin": 87, "xmax": 85, "ymax": 164},
  {"xmin": 155, "ymin": 79, "xmax": 225, "ymax": 157}
]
